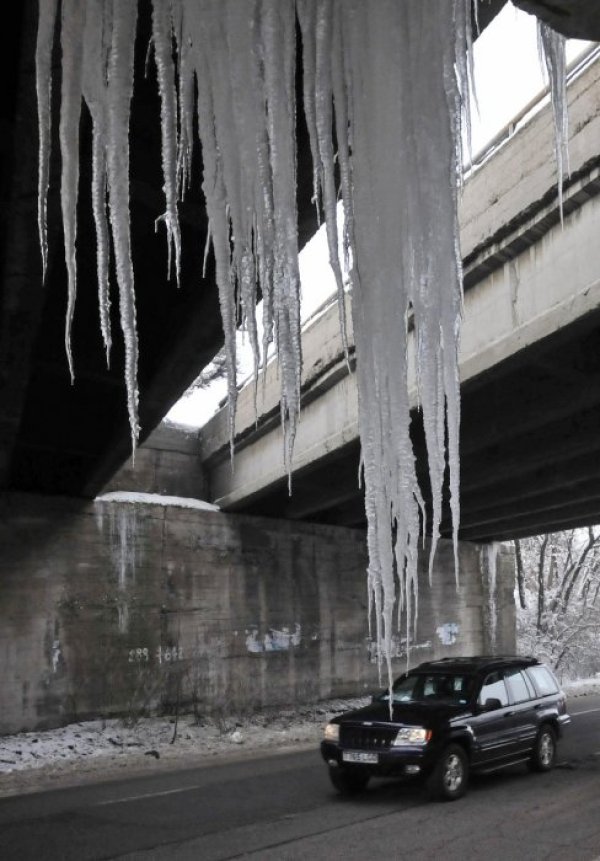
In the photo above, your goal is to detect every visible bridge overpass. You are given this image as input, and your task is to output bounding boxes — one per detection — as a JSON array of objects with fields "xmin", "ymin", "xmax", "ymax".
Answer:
[
  {"xmin": 2, "ymin": 0, "xmax": 598, "ymax": 504},
  {"xmin": 2, "ymin": 0, "xmax": 599, "ymax": 734},
  {"xmin": 201, "ymin": 51, "xmax": 600, "ymax": 543}
]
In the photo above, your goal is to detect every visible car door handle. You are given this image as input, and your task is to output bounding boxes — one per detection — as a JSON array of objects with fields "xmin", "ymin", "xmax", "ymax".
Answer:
[
  {"xmin": 503, "ymin": 711, "xmax": 515, "ymax": 717},
  {"xmin": 533, "ymin": 704, "xmax": 541, "ymax": 710}
]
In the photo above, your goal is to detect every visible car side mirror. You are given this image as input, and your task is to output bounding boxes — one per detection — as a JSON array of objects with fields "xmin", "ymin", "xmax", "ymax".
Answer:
[{"xmin": 483, "ymin": 697, "xmax": 502, "ymax": 711}]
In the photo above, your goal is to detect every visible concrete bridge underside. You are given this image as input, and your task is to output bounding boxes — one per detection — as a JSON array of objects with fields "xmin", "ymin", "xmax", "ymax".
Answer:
[
  {"xmin": 1, "ymin": 0, "xmax": 597, "ymax": 504},
  {"xmin": 201, "ymin": 53, "xmax": 600, "ymax": 543}
]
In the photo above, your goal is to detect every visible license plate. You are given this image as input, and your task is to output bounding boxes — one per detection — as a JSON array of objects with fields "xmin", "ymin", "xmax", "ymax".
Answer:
[{"xmin": 342, "ymin": 751, "xmax": 378, "ymax": 764}]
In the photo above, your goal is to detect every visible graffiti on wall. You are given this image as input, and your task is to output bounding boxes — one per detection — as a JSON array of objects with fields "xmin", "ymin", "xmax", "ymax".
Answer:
[
  {"xmin": 245, "ymin": 624, "xmax": 302, "ymax": 653},
  {"xmin": 128, "ymin": 645, "xmax": 184, "ymax": 664}
]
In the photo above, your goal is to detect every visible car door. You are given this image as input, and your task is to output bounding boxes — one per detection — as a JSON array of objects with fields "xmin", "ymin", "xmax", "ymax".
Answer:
[
  {"xmin": 504, "ymin": 668, "xmax": 539, "ymax": 755},
  {"xmin": 469, "ymin": 671, "xmax": 518, "ymax": 767}
]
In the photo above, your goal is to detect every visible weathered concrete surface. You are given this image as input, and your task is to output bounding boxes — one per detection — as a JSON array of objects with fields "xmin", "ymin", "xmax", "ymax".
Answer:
[
  {"xmin": 105, "ymin": 423, "xmax": 205, "ymax": 499},
  {"xmin": 0, "ymin": 493, "xmax": 514, "ymax": 734}
]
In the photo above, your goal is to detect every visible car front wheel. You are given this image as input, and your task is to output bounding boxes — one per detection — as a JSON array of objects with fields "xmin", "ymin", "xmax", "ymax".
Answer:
[
  {"xmin": 428, "ymin": 744, "xmax": 469, "ymax": 801},
  {"xmin": 328, "ymin": 766, "xmax": 370, "ymax": 795},
  {"xmin": 529, "ymin": 725, "xmax": 557, "ymax": 772}
]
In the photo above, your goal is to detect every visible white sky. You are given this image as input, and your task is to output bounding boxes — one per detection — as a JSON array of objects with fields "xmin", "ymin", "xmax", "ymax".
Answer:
[{"xmin": 166, "ymin": 3, "xmax": 592, "ymax": 429}]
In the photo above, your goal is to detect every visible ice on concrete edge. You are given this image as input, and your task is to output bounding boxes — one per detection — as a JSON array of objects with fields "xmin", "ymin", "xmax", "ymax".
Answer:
[{"xmin": 95, "ymin": 491, "xmax": 219, "ymax": 511}]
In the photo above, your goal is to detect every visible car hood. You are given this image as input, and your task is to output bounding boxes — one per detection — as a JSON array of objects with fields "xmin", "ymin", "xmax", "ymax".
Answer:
[{"xmin": 335, "ymin": 700, "xmax": 472, "ymax": 728}]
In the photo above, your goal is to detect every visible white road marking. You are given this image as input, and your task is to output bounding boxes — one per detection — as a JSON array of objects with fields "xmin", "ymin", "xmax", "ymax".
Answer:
[
  {"xmin": 92, "ymin": 705, "xmax": 600, "ymax": 807},
  {"xmin": 570, "ymin": 707, "xmax": 600, "ymax": 717},
  {"xmin": 94, "ymin": 785, "xmax": 203, "ymax": 806}
]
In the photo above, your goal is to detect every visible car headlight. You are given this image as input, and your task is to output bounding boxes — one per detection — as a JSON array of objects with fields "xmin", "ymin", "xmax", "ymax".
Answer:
[
  {"xmin": 392, "ymin": 726, "xmax": 432, "ymax": 746},
  {"xmin": 324, "ymin": 723, "xmax": 340, "ymax": 742}
]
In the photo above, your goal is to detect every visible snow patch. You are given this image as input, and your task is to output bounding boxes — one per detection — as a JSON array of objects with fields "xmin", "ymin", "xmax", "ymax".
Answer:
[
  {"xmin": 0, "ymin": 697, "xmax": 370, "ymax": 789},
  {"xmin": 95, "ymin": 492, "xmax": 219, "ymax": 512}
]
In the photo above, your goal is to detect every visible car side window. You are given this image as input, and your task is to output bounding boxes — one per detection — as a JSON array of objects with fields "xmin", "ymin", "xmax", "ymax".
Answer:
[
  {"xmin": 526, "ymin": 666, "xmax": 559, "ymax": 697},
  {"xmin": 504, "ymin": 669, "xmax": 532, "ymax": 703},
  {"xmin": 478, "ymin": 671, "xmax": 509, "ymax": 707}
]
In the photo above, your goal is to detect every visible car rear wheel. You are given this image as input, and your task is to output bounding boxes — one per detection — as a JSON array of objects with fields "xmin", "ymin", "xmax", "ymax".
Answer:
[
  {"xmin": 528, "ymin": 725, "xmax": 556, "ymax": 772},
  {"xmin": 428, "ymin": 744, "xmax": 469, "ymax": 801},
  {"xmin": 328, "ymin": 766, "xmax": 370, "ymax": 795}
]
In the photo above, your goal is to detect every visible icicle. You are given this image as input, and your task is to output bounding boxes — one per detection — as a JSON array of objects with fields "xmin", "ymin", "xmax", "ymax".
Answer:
[
  {"xmin": 38, "ymin": 1, "xmax": 478, "ymax": 686},
  {"xmin": 151, "ymin": 0, "xmax": 182, "ymax": 284},
  {"xmin": 314, "ymin": 0, "xmax": 349, "ymax": 362},
  {"xmin": 106, "ymin": 0, "xmax": 140, "ymax": 453},
  {"xmin": 260, "ymin": 0, "xmax": 302, "ymax": 482},
  {"xmin": 59, "ymin": 0, "xmax": 86, "ymax": 383},
  {"xmin": 173, "ymin": 0, "xmax": 194, "ymax": 200},
  {"xmin": 332, "ymin": 0, "xmax": 469, "ymax": 689},
  {"xmin": 96, "ymin": 500, "xmax": 139, "ymax": 634},
  {"xmin": 537, "ymin": 21, "xmax": 569, "ymax": 220},
  {"xmin": 36, "ymin": 0, "xmax": 59, "ymax": 283},
  {"xmin": 82, "ymin": 0, "xmax": 113, "ymax": 365},
  {"xmin": 295, "ymin": 0, "xmax": 321, "ymax": 218}
]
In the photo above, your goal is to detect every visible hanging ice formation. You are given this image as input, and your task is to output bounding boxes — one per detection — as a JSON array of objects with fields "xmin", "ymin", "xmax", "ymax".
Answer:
[
  {"xmin": 296, "ymin": 0, "xmax": 474, "ymax": 686},
  {"xmin": 35, "ymin": 2, "xmax": 567, "ymax": 686},
  {"xmin": 537, "ymin": 21, "xmax": 569, "ymax": 217}
]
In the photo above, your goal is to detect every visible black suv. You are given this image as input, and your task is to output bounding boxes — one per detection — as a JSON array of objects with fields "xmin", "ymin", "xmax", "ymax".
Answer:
[{"xmin": 321, "ymin": 656, "xmax": 570, "ymax": 801}]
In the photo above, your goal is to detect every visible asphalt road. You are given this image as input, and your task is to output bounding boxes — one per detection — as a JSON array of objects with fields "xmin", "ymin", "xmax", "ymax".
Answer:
[{"xmin": 1, "ymin": 696, "xmax": 600, "ymax": 861}]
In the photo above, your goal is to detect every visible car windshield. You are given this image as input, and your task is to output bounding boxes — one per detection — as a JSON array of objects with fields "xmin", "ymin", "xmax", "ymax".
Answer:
[{"xmin": 380, "ymin": 672, "xmax": 474, "ymax": 705}]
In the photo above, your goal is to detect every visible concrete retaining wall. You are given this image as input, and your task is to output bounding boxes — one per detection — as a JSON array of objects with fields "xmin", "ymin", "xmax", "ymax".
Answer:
[
  {"xmin": 0, "ymin": 492, "xmax": 515, "ymax": 734},
  {"xmin": 105, "ymin": 423, "xmax": 206, "ymax": 499}
]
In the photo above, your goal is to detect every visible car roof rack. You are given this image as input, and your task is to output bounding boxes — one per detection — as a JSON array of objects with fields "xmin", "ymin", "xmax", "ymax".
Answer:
[{"xmin": 413, "ymin": 655, "xmax": 539, "ymax": 671}]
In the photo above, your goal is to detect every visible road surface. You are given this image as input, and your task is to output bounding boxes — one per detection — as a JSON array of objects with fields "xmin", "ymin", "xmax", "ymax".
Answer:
[{"xmin": 1, "ymin": 695, "xmax": 600, "ymax": 860}]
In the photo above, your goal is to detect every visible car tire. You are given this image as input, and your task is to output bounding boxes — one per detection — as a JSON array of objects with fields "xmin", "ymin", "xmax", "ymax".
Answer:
[
  {"xmin": 528, "ymin": 724, "xmax": 557, "ymax": 772},
  {"xmin": 328, "ymin": 766, "xmax": 370, "ymax": 795},
  {"xmin": 427, "ymin": 744, "xmax": 469, "ymax": 801}
]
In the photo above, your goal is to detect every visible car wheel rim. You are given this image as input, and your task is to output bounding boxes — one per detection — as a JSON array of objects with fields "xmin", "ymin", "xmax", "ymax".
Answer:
[
  {"xmin": 443, "ymin": 754, "xmax": 463, "ymax": 792},
  {"xmin": 540, "ymin": 733, "xmax": 553, "ymax": 765}
]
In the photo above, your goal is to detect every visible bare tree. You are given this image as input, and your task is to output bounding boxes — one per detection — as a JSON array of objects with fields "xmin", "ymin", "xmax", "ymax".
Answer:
[
  {"xmin": 514, "ymin": 528, "xmax": 600, "ymax": 680},
  {"xmin": 187, "ymin": 349, "xmax": 229, "ymax": 392}
]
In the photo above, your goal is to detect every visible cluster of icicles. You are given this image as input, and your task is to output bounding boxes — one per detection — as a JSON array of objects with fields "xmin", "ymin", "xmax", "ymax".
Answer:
[{"xmin": 37, "ymin": 1, "xmax": 567, "ymax": 685}]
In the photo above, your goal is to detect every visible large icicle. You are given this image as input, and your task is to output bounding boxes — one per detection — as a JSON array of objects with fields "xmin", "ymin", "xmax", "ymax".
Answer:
[
  {"xmin": 82, "ymin": 0, "xmax": 113, "ymax": 364},
  {"xmin": 261, "ymin": 0, "xmax": 303, "ymax": 477},
  {"xmin": 537, "ymin": 21, "xmax": 569, "ymax": 217},
  {"xmin": 297, "ymin": 0, "xmax": 349, "ymax": 362},
  {"xmin": 105, "ymin": 0, "xmax": 140, "ymax": 452},
  {"xmin": 59, "ymin": 0, "xmax": 86, "ymax": 383},
  {"xmin": 38, "ymin": 0, "xmax": 478, "ymax": 685},
  {"xmin": 151, "ymin": 0, "xmax": 182, "ymax": 284},
  {"xmin": 303, "ymin": 0, "xmax": 469, "ymax": 688},
  {"xmin": 35, "ymin": 0, "xmax": 59, "ymax": 283}
]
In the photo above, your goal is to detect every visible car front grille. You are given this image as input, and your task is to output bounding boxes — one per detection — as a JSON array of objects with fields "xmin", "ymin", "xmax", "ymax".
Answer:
[{"xmin": 340, "ymin": 724, "xmax": 398, "ymax": 750}]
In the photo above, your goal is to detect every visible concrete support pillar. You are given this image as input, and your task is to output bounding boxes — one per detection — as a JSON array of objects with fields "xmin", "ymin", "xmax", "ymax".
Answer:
[{"xmin": 479, "ymin": 542, "xmax": 517, "ymax": 655}]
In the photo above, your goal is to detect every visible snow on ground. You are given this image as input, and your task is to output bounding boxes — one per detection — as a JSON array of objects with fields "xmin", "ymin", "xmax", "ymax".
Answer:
[
  {"xmin": 563, "ymin": 676, "xmax": 600, "ymax": 697},
  {"xmin": 0, "ymin": 697, "xmax": 368, "ymax": 797},
  {"xmin": 1, "ymin": 678, "xmax": 599, "ymax": 798}
]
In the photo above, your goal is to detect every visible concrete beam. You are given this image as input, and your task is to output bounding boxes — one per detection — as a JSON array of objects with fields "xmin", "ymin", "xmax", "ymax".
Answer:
[
  {"xmin": 513, "ymin": 1, "xmax": 600, "ymax": 41},
  {"xmin": 203, "ymin": 158, "xmax": 600, "ymax": 509}
]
